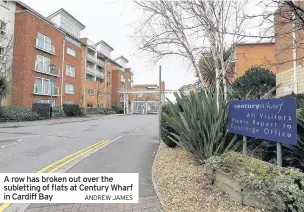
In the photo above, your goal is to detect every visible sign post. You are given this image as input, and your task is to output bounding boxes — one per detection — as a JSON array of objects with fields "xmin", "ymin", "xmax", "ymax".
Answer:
[
  {"xmin": 277, "ymin": 142, "xmax": 282, "ymax": 167},
  {"xmin": 228, "ymin": 98, "xmax": 297, "ymax": 166},
  {"xmin": 242, "ymin": 136, "xmax": 247, "ymax": 155}
]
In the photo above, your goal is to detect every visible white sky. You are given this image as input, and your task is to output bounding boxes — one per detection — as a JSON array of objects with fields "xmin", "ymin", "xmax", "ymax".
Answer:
[{"xmin": 21, "ymin": 0, "xmax": 197, "ymax": 92}]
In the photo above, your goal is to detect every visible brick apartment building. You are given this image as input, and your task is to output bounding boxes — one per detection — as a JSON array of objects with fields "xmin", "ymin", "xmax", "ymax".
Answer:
[
  {"xmin": 0, "ymin": 0, "xmax": 165, "ymax": 109},
  {"xmin": 234, "ymin": 42, "xmax": 276, "ymax": 78},
  {"xmin": 0, "ymin": 0, "xmax": 136, "ymax": 109},
  {"xmin": 275, "ymin": 2, "xmax": 304, "ymax": 97},
  {"xmin": 130, "ymin": 82, "xmax": 165, "ymax": 102}
]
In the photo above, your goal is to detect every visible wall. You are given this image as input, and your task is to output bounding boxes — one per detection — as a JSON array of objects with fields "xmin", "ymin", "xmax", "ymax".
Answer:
[
  {"xmin": 12, "ymin": 9, "xmax": 64, "ymax": 107},
  {"xmin": 235, "ymin": 43, "xmax": 276, "ymax": 78}
]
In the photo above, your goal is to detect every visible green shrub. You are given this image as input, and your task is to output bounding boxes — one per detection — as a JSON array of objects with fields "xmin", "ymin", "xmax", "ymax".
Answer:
[
  {"xmin": 32, "ymin": 103, "xmax": 51, "ymax": 119},
  {"xmin": 97, "ymin": 107, "xmax": 106, "ymax": 114},
  {"xmin": 164, "ymin": 87, "xmax": 240, "ymax": 161},
  {"xmin": 111, "ymin": 105, "xmax": 124, "ymax": 114},
  {"xmin": 52, "ymin": 107, "xmax": 65, "ymax": 117},
  {"xmin": 0, "ymin": 107, "xmax": 43, "ymax": 122},
  {"xmin": 85, "ymin": 108, "xmax": 98, "ymax": 114},
  {"xmin": 63, "ymin": 104, "xmax": 84, "ymax": 117},
  {"xmin": 206, "ymin": 152, "xmax": 304, "ymax": 211},
  {"xmin": 161, "ymin": 104, "xmax": 177, "ymax": 148}
]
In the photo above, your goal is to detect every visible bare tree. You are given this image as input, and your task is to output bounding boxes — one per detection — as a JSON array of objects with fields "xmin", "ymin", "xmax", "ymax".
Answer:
[
  {"xmin": 134, "ymin": 0, "xmax": 249, "ymax": 105},
  {"xmin": 0, "ymin": 35, "xmax": 14, "ymax": 105}
]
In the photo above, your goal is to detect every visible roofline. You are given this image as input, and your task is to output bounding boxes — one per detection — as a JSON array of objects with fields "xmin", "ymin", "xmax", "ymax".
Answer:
[
  {"xmin": 48, "ymin": 8, "xmax": 85, "ymax": 30},
  {"xmin": 16, "ymin": 0, "xmax": 62, "ymax": 29},
  {"xmin": 114, "ymin": 55, "xmax": 129, "ymax": 63},
  {"xmin": 96, "ymin": 51, "xmax": 122, "ymax": 68},
  {"xmin": 235, "ymin": 42, "xmax": 275, "ymax": 46},
  {"xmin": 95, "ymin": 40, "xmax": 114, "ymax": 51},
  {"xmin": 16, "ymin": 1, "xmax": 86, "ymax": 46}
]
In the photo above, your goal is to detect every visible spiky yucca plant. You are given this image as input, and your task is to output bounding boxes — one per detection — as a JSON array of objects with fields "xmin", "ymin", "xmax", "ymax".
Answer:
[{"xmin": 164, "ymin": 87, "xmax": 240, "ymax": 162}]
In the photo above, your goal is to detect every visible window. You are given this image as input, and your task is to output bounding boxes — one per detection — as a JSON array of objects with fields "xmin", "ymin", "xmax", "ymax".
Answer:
[
  {"xmin": 67, "ymin": 47, "xmax": 76, "ymax": 57},
  {"xmin": 35, "ymin": 54, "xmax": 50, "ymax": 74},
  {"xmin": 88, "ymin": 89, "xmax": 94, "ymax": 95},
  {"xmin": 64, "ymin": 101, "xmax": 74, "ymax": 104},
  {"xmin": 65, "ymin": 83, "xmax": 75, "ymax": 94},
  {"xmin": 0, "ymin": 20, "xmax": 6, "ymax": 36},
  {"xmin": 34, "ymin": 78, "xmax": 55, "ymax": 95},
  {"xmin": 98, "ymin": 104, "xmax": 103, "ymax": 108},
  {"xmin": 34, "ymin": 99, "xmax": 55, "ymax": 107},
  {"xmin": 66, "ymin": 65, "xmax": 75, "ymax": 77},
  {"xmin": 106, "ymin": 82, "xmax": 111, "ymax": 87},
  {"xmin": 98, "ymin": 91, "xmax": 103, "ymax": 96},
  {"xmin": 87, "ymin": 103, "xmax": 93, "ymax": 108},
  {"xmin": 60, "ymin": 17, "xmax": 80, "ymax": 38},
  {"xmin": 36, "ymin": 32, "xmax": 54, "ymax": 54},
  {"xmin": 107, "ymin": 71, "xmax": 111, "ymax": 77}
]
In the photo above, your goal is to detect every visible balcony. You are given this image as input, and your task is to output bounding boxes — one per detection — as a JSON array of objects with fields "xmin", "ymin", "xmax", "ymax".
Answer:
[
  {"xmin": 35, "ymin": 38, "xmax": 55, "ymax": 55},
  {"xmin": 34, "ymin": 62, "xmax": 60, "ymax": 76},
  {"xmin": 97, "ymin": 59, "xmax": 104, "ymax": 67},
  {"xmin": 33, "ymin": 85, "xmax": 60, "ymax": 96},
  {"xmin": 87, "ymin": 54, "xmax": 96, "ymax": 63},
  {"xmin": 86, "ymin": 68, "xmax": 95, "ymax": 76},
  {"xmin": 96, "ymin": 71, "xmax": 104, "ymax": 79}
]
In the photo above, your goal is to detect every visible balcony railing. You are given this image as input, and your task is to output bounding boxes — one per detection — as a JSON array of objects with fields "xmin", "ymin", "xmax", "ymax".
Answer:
[
  {"xmin": 35, "ymin": 38, "xmax": 55, "ymax": 55},
  {"xmin": 87, "ymin": 54, "xmax": 96, "ymax": 63},
  {"xmin": 86, "ymin": 68, "xmax": 95, "ymax": 76},
  {"xmin": 97, "ymin": 59, "xmax": 104, "ymax": 67},
  {"xmin": 96, "ymin": 71, "xmax": 104, "ymax": 79},
  {"xmin": 33, "ymin": 85, "xmax": 60, "ymax": 96},
  {"xmin": 35, "ymin": 62, "xmax": 60, "ymax": 76}
]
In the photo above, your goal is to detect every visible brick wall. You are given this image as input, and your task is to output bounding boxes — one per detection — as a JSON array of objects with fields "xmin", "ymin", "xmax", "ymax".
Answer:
[{"xmin": 12, "ymin": 10, "xmax": 64, "ymax": 107}]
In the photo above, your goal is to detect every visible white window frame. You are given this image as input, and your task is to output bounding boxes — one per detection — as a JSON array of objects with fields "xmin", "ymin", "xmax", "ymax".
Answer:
[
  {"xmin": 65, "ymin": 83, "xmax": 75, "ymax": 95},
  {"xmin": 67, "ymin": 47, "xmax": 76, "ymax": 57},
  {"xmin": 34, "ymin": 77, "xmax": 54, "ymax": 95},
  {"xmin": 35, "ymin": 54, "xmax": 51, "ymax": 74},
  {"xmin": 37, "ymin": 32, "xmax": 54, "ymax": 54},
  {"xmin": 88, "ymin": 89, "xmax": 94, "ymax": 95},
  {"xmin": 98, "ymin": 91, "xmax": 103, "ymax": 96},
  {"xmin": 34, "ymin": 99, "xmax": 55, "ymax": 107},
  {"xmin": 0, "ymin": 20, "xmax": 6, "ymax": 37},
  {"xmin": 66, "ymin": 65, "xmax": 75, "ymax": 77},
  {"xmin": 60, "ymin": 17, "xmax": 80, "ymax": 38}
]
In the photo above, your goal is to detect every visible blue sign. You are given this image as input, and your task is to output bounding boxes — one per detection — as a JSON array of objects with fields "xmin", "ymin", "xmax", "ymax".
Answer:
[{"xmin": 228, "ymin": 98, "xmax": 297, "ymax": 145}]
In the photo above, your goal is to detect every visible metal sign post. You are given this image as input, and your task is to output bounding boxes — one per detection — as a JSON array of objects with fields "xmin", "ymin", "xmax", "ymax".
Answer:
[
  {"xmin": 242, "ymin": 136, "xmax": 247, "ymax": 155},
  {"xmin": 277, "ymin": 142, "xmax": 282, "ymax": 167}
]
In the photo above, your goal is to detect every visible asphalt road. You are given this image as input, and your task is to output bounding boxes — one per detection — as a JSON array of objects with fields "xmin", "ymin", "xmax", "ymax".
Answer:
[{"xmin": 0, "ymin": 115, "xmax": 159, "ymax": 174}]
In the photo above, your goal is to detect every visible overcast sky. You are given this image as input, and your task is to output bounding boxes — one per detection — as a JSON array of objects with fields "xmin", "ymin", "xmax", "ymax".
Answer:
[{"xmin": 22, "ymin": 0, "xmax": 197, "ymax": 91}]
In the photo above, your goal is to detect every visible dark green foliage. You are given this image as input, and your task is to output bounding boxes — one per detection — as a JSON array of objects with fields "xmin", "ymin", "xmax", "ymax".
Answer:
[
  {"xmin": 111, "ymin": 105, "xmax": 124, "ymax": 114},
  {"xmin": 32, "ymin": 103, "xmax": 51, "ymax": 119},
  {"xmin": 63, "ymin": 104, "xmax": 84, "ymax": 117},
  {"xmin": 164, "ymin": 87, "xmax": 240, "ymax": 161},
  {"xmin": 52, "ymin": 107, "xmax": 65, "ymax": 117},
  {"xmin": 232, "ymin": 67, "xmax": 276, "ymax": 99},
  {"xmin": 161, "ymin": 104, "xmax": 177, "ymax": 148},
  {"xmin": 0, "ymin": 107, "xmax": 43, "ymax": 122},
  {"xmin": 0, "ymin": 76, "xmax": 8, "ymax": 102}
]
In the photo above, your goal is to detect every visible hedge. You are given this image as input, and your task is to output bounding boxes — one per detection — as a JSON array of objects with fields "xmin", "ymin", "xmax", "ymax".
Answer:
[
  {"xmin": 111, "ymin": 105, "xmax": 124, "ymax": 114},
  {"xmin": 63, "ymin": 104, "xmax": 85, "ymax": 117},
  {"xmin": 32, "ymin": 103, "xmax": 51, "ymax": 119},
  {"xmin": 0, "ymin": 107, "xmax": 43, "ymax": 122}
]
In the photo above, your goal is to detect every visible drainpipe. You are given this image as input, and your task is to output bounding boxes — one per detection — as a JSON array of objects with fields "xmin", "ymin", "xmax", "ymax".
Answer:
[
  {"xmin": 61, "ymin": 40, "xmax": 65, "ymax": 107},
  {"xmin": 292, "ymin": 12, "xmax": 298, "ymax": 94},
  {"xmin": 84, "ymin": 48, "xmax": 88, "ymax": 108}
]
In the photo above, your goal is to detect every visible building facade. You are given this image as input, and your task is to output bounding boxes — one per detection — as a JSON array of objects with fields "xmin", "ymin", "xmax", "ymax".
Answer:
[{"xmin": 234, "ymin": 42, "xmax": 276, "ymax": 79}]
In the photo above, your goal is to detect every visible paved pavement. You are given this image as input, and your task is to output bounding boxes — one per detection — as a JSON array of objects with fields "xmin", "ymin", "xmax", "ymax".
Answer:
[{"xmin": 0, "ymin": 115, "xmax": 162, "ymax": 212}]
